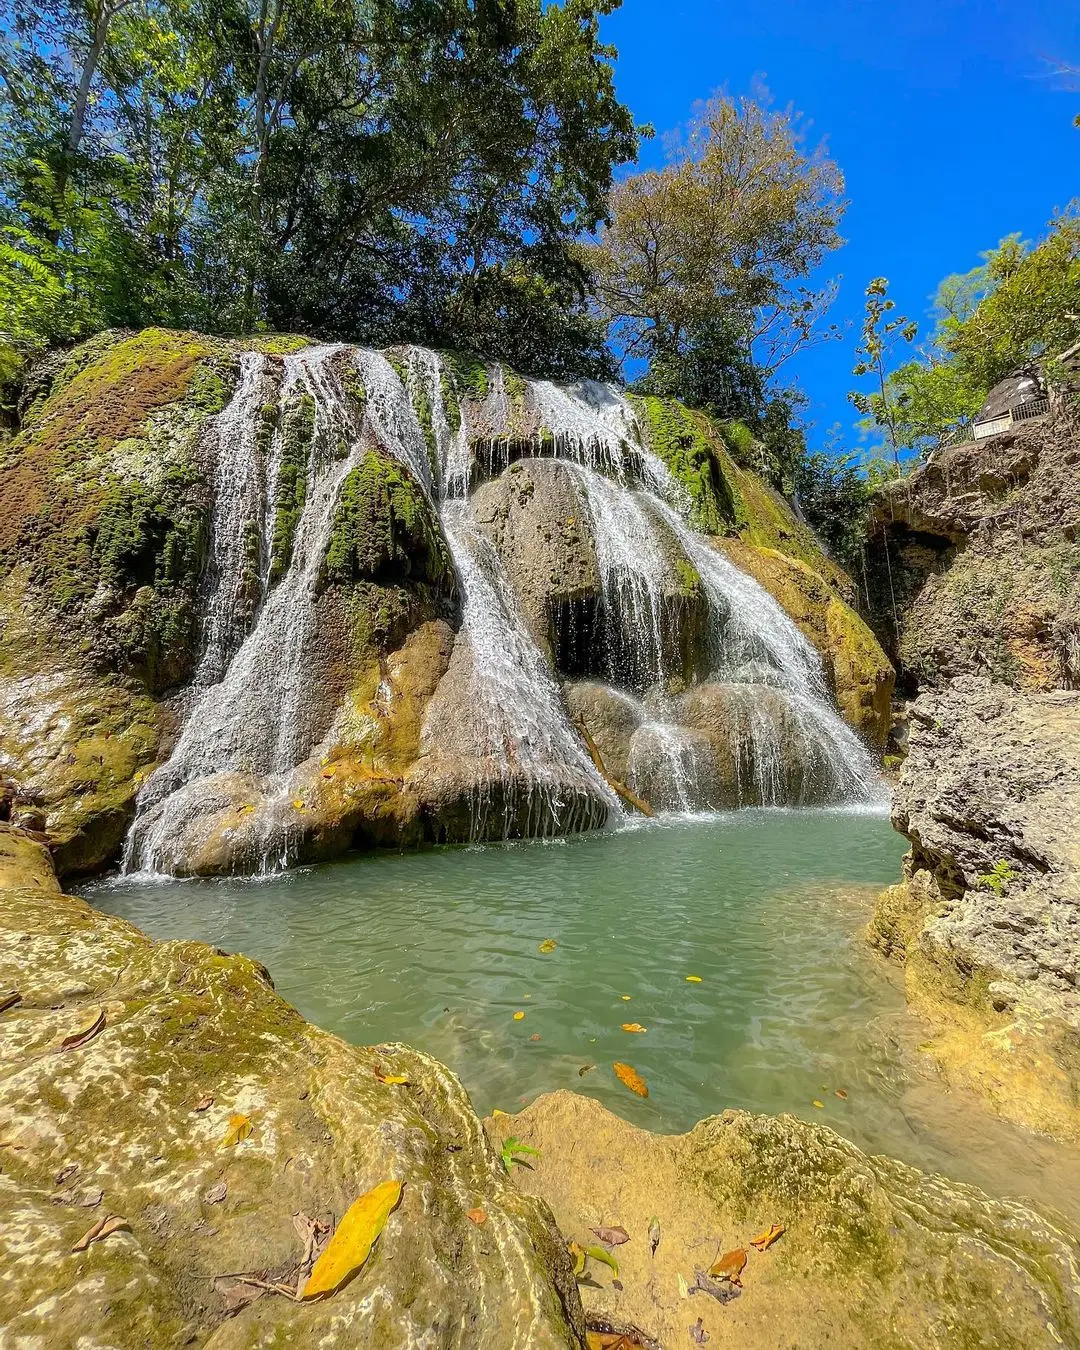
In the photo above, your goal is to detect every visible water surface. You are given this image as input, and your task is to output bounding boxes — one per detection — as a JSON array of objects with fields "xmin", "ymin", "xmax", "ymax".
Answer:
[{"xmin": 87, "ymin": 808, "xmax": 1080, "ymax": 1215}]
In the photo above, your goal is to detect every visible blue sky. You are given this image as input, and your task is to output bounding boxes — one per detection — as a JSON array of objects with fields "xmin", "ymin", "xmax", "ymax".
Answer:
[{"xmin": 600, "ymin": 0, "xmax": 1079, "ymax": 451}]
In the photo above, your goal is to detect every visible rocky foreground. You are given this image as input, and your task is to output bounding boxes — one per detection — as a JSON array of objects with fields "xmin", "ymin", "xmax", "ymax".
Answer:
[{"xmin": 3, "ymin": 827, "xmax": 1080, "ymax": 1349}]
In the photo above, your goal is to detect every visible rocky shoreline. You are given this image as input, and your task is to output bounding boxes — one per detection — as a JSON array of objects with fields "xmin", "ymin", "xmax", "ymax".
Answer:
[{"xmin": 4, "ymin": 825, "xmax": 1080, "ymax": 1349}]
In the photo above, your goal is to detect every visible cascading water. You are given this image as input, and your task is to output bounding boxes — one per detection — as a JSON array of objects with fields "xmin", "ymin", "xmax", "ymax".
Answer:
[{"xmin": 122, "ymin": 339, "xmax": 883, "ymax": 877}]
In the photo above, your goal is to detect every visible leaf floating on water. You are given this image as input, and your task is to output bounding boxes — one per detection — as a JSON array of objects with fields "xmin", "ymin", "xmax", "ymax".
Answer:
[
  {"xmin": 689, "ymin": 1268, "xmax": 741, "ymax": 1305},
  {"xmin": 689, "ymin": 1317, "xmax": 709, "ymax": 1345},
  {"xmin": 529, "ymin": 1033, "xmax": 541, "ymax": 1042},
  {"xmin": 585, "ymin": 1244, "xmax": 619, "ymax": 1277},
  {"xmin": 193, "ymin": 1095, "xmax": 214, "ymax": 1113},
  {"xmin": 302, "ymin": 1179, "xmax": 402, "ymax": 1300},
  {"xmin": 685, "ymin": 975, "xmax": 702, "ymax": 983},
  {"xmin": 835, "ymin": 1088, "xmax": 848, "ymax": 1100},
  {"xmin": 613, "ymin": 1062, "xmax": 648, "ymax": 1097},
  {"xmin": 466, "ymin": 1208, "xmax": 487, "ymax": 1226},
  {"xmin": 620, "ymin": 995, "xmax": 632, "ymax": 1001},
  {"xmin": 61, "ymin": 1008, "xmax": 105, "ymax": 1051},
  {"xmin": 71, "ymin": 1214, "xmax": 128, "ymax": 1252},
  {"xmin": 221, "ymin": 1113, "xmax": 253, "ymax": 1147},
  {"xmin": 649, "ymin": 1215, "xmax": 661, "ymax": 1255},
  {"xmin": 538, "ymin": 939, "xmax": 558, "ymax": 953},
  {"xmin": 512, "ymin": 1011, "xmax": 525, "ymax": 1021},
  {"xmin": 591, "ymin": 1225, "xmax": 630, "ymax": 1247},
  {"xmin": 579, "ymin": 1063, "xmax": 596, "ymax": 1077},
  {"xmin": 749, "ymin": 1223, "xmax": 785, "ymax": 1251},
  {"xmin": 708, "ymin": 1248, "xmax": 746, "ymax": 1285},
  {"xmin": 620, "ymin": 1023, "xmax": 646, "ymax": 1034},
  {"xmin": 811, "ymin": 1099, "xmax": 824, "ymax": 1110}
]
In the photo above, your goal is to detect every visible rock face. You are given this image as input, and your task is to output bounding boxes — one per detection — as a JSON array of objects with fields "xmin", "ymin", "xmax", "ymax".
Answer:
[
  {"xmin": 489, "ymin": 1090, "xmax": 1080, "ymax": 1350},
  {"xmin": 0, "ymin": 838, "xmax": 584, "ymax": 1348},
  {"xmin": 870, "ymin": 675, "xmax": 1080, "ymax": 1139},
  {"xmin": 865, "ymin": 414, "xmax": 1080, "ymax": 691}
]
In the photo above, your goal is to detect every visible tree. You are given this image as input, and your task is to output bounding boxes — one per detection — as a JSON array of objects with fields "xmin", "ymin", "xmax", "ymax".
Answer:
[
  {"xmin": 581, "ymin": 86, "xmax": 846, "ymax": 417},
  {"xmin": 847, "ymin": 277, "xmax": 917, "ymax": 473}
]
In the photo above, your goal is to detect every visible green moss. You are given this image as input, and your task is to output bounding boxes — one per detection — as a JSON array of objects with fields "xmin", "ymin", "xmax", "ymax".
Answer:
[
  {"xmin": 439, "ymin": 350, "xmax": 491, "ymax": 401},
  {"xmin": 269, "ymin": 392, "xmax": 315, "ymax": 583},
  {"xmin": 440, "ymin": 366, "xmax": 462, "ymax": 437},
  {"xmin": 245, "ymin": 333, "xmax": 314, "ymax": 355},
  {"xmin": 673, "ymin": 556, "xmax": 702, "ymax": 599},
  {"xmin": 631, "ymin": 395, "xmax": 740, "ymax": 534}
]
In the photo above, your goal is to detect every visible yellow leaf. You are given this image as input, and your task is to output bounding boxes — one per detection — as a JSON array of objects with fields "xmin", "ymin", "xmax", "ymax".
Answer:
[
  {"xmin": 812, "ymin": 1099, "xmax": 825, "ymax": 1109},
  {"xmin": 750, "ymin": 1223, "xmax": 785, "ymax": 1251},
  {"xmin": 491, "ymin": 1108, "xmax": 510, "ymax": 1119},
  {"xmin": 538, "ymin": 939, "xmax": 557, "ymax": 953},
  {"xmin": 613, "ymin": 1062, "xmax": 648, "ymax": 1097},
  {"xmin": 220, "ymin": 1113, "xmax": 252, "ymax": 1147},
  {"xmin": 708, "ymin": 1247, "xmax": 746, "ymax": 1284},
  {"xmin": 513, "ymin": 1011, "xmax": 525, "ymax": 1021},
  {"xmin": 620, "ymin": 995, "xmax": 631, "ymax": 1001},
  {"xmin": 292, "ymin": 799, "xmax": 304, "ymax": 809},
  {"xmin": 620, "ymin": 1023, "xmax": 646, "ymax": 1033},
  {"xmin": 677, "ymin": 1272, "xmax": 690, "ymax": 1298},
  {"xmin": 685, "ymin": 975, "xmax": 702, "ymax": 983},
  {"xmin": 302, "ymin": 1179, "xmax": 402, "ymax": 1300},
  {"xmin": 375, "ymin": 1072, "xmax": 410, "ymax": 1085}
]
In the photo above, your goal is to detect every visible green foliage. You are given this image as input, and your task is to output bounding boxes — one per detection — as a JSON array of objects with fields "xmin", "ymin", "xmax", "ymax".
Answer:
[
  {"xmin": 792, "ymin": 445, "xmax": 870, "ymax": 573},
  {"xmin": 270, "ymin": 393, "xmax": 314, "ymax": 583},
  {"xmin": 848, "ymin": 278, "xmax": 918, "ymax": 471},
  {"xmin": 500, "ymin": 1136, "xmax": 541, "ymax": 1172},
  {"xmin": 976, "ymin": 861, "xmax": 1017, "ymax": 896}
]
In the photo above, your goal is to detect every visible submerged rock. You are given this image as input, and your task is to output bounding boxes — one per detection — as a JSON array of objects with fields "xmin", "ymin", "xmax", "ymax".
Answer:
[
  {"xmin": 490, "ymin": 1089, "xmax": 1080, "ymax": 1350},
  {"xmin": 871, "ymin": 675, "xmax": 1080, "ymax": 1140}
]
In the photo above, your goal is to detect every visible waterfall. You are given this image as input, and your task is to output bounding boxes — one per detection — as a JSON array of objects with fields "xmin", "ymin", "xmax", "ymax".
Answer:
[{"xmin": 121, "ymin": 340, "xmax": 884, "ymax": 876}]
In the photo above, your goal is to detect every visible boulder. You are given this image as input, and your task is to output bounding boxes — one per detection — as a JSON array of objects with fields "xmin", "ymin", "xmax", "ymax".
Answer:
[
  {"xmin": 490, "ymin": 1090, "xmax": 1080, "ymax": 1350},
  {"xmin": 562, "ymin": 681, "xmax": 643, "ymax": 785},
  {"xmin": 870, "ymin": 674, "xmax": 1080, "ymax": 1140},
  {"xmin": 0, "ymin": 858, "xmax": 584, "ymax": 1348}
]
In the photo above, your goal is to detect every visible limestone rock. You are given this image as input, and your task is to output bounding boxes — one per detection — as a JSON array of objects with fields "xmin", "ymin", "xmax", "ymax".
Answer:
[
  {"xmin": 563, "ymin": 681, "xmax": 643, "ymax": 785},
  {"xmin": 873, "ymin": 674, "xmax": 1080, "ymax": 1139},
  {"xmin": 0, "ymin": 871, "xmax": 583, "ymax": 1348},
  {"xmin": 716, "ymin": 539, "xmax": 894, "ymax": 753},
  {"xmin": 490, "ymin": 1090, "xmax": 1080, "ymax": 1350}
]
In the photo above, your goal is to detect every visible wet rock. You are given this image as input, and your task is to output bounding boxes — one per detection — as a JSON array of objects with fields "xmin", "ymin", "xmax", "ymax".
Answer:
[
  {"xmin": 0, "ymin": 867, "xmax": 584, "ymax": 1348},
  {"xmin": 490, "ymin": 1089, "xmax": 1080, "ymax": 1350},
  {"xmin": 563, "ymin": 682, "xmax": 643, "ymax": 786},
  {"xmin": 871, "ymin": 674, "xmax": 1080, "ymax": 1139}
]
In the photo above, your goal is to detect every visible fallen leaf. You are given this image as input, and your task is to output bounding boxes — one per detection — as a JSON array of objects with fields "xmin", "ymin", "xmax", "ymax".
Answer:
[
  {"xmin": 221, "ymin": 1113, "xmax": 253, "ymax": 1147},
  {"xmin": 72, "ymin": 1214, "xmax": 127, "ymax": 1252},
  {"xmin": 491, "ymin": 1108, "xmax": 510, "ymax": 1119},
  {"xmin": 193, "ymin": 1095, "xmax": 214, "ymax": 1112},
  {"xmin": 302, "ymin": 1179, "xmax": 402, "ymax": 1300},
  {"xmin": 513, "ymin": 1011, "xmax": 525, "ymax": 1021},
  {"xmin": 569, "ymin": 1239, "xmax": 587, "ymax": 1277},
  {"xmin": 689, "ymin": 1268, "xmax": 741, "ymax": 1305},
  {"xmin": 466, "ymin": 1208, "xmax": 487, "ymax": 1225},
  {"xmin": 835, "ymin": 1088, "xmax": 848, "ymax": 1100},
  {"xmin": 620, "ymin": 995, "xmax": 632, "ymax": 1001},
  {"xmin": 708, "ymin": 1248, "xmax": 746, "ymax": 1285},
  {"xmin": 620, "ymin": 1023, "xmax": 646, "ymax": 1033},
  {"xmin": 750, "ymin": 1223, "xmax": 785, "ymax": 1251},
  {"xmin": 613, "ymin": 1062, "xmax": 648, "ymax": 1097},
  {"xmin": 689, "ymin": 1317, "xmax": 709, "ymax": 1345},
  {"xmin": 204, "ymin": 1181, "xmax": 228, "ymax": 1204},
  {"xmin": 578, "ymin": 1063, "xmax": 596, "ymax": 1077},
  {"xmin": 60, "ymin": 1008, "xmax": 105, "ymax": 1051},
  {"xmin": 585, "ymin": 1245, "xmax": 619, "ymax": 1277},
  {"xmin": 677, "ymin": 1272, "xmax": 689, "ymax": 1298},
  {"xmin": 54, "ymin": 1164, "xmax": 78, "ymax": 1187},
  {"xmin": 0, "ymin": 991, "xmax": 21, "ymax": 1014},
  {"xmin": 529, "ymin": 1033, "xmax": 541, "ymax": 1042},
  {"xmin": 538, "ymin": 939, "xmax": 558, "ymax": 953},
  {"xmin": 374, "ymin": 1071, "xmax": 410, "ymax": 1085},
  {"xmin": 812, "ymin": 1099, "xmax": 824, "ymax": 1110},
  {"xmin": 591, "ymin": 1225, "xmax": 630, "ymax": 1247},
  {"xmin": 291, "ymin": 799, "xmax": 305, "ymax": 809},
  {"xmin": 649, "ymin": 1215, "xmax": 661, "ymax": 1255},
  {"xmin": 218, "ymin": 1280, "xmax": 265, "ymax": 1316},
  {"xmin": 685, "ymin": 975, "xmax": 702, "ymax": 983}
]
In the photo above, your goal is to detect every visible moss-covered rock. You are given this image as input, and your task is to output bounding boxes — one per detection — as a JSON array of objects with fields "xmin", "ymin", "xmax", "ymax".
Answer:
[
  {"xmin": 716, "ymin": 539, "xmax": 894, "ymax": 753},
  {"xmin": 492, "ymin": 1090, "xmax": 1080, "ymax": 1350},
  {"xmin": 0, "ymin": 871, "xmax": 583, "ymax": 1348}
]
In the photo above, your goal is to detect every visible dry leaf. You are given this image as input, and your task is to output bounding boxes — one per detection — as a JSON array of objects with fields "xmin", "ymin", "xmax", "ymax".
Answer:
[
  {"xmin": 613, "ymin": 1062, "xmax": 648, "ymax": 1097},
  {"xmin": 374, "ymin": 1071, "xmax": 410, "ymax": 1085},
  {"xmin": 648, "ymin": 1215, "xmax": 661, "ymax": 1255},
  {"xmin": 302, "ymin": 1179, "xmax": 402, "ymax": 1300},
  {"xmin": 218, "ymin": 1280, "xmax": 264, "ymax": 1316},
  {"xmin": 591, "ymin": 1225, "xmax": 630, "ymax": 1247},
  {"xmin": 512, "ymin": 1011, "xmax": 525, "ymax": 1021},
  {"xmin": 689, "ymin": 1318, "xmax": 709, "ymax": 1345},
  {"xmin": 291, "ymin": 799, "xmax": 305, "ymax": 809},
  {"xmin": 529, "ymin": 1033, "xmax": 541, "ymax": 1042},
  {"xmin": 204, "ymin": 1181, "xmax": 228, "ymax": 1204},
  {"xmin": 568, "ymin": 1240, "xmax": 587, "ymax": 1278},
  {"xmin": 221, "ymin": 1113, "xmax": 253, "ymax": 1147},
  {"xmin": 677, "ymin": 1272, "xmax": 689, "ymax": 1298},
  {"xmin": 685, "ymin": 975, "xmax": 702, "ymax": 983},
  {"xmin": 750, "ymin": 1223, "xmax": 785, "ymax": 1251},
  {"xmin": 54, "ymin": 1164, "xmax": 78, "ymax": 1187},
  {"xmin": 812, "ymin": 1099, "xmax": 824, "ymax": 1109},
  {"xmin": 466, "ymin": 1208, "xmax": 487, "ymax": 1225},
  {"xmin": 72, "ymin": 1214, "xmax": 127, "ymax": 1252},
  {"xmin": 193, "ymin": 1095, "xmax": 214, "ymax": 1112},
  {"xmin": 61, "ymin": 1008, "xmax": 105, "ymax": 1051},
  {"xmin": 620, "ymin": 1023, "xmax": 646, "ymax": 1033},
  {"xmin": 690, "ymin": 1268, "xmax": 741, "ymax": 1305},
  {"xmin": 0, "ymin": 991, "xmax": 21, "ymax": 1014},
  {"xmin": 578, "ymin": 1063, "xmax": 596, "ymax": 1077},
  {"xmin": 835, "ymin": 1088, "xmax": 848, "ymax": 1100},
  {"xmin": 620, "ymin": 995, "xmax": 632, "ymax": 1001},
  {"xmin": 708, "ymin": 1248, "xmax": 746, "ymax": 1285},
  {"xmin": 538, "ymin": 939, "xmax": 557, "ymax": 953},
  {"xmin": 491, "ymin": 1108, "xmax": 510, "ymax": 1119}
]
